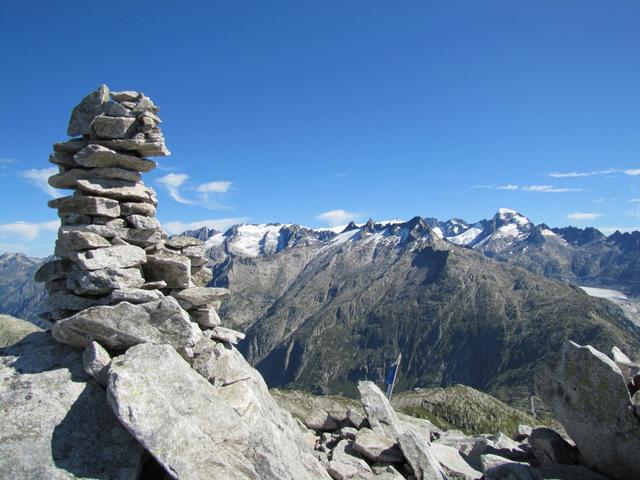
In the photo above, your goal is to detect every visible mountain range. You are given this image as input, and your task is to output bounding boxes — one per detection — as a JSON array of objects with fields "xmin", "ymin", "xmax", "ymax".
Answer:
[{"xmin": 2, "ymin": 208, "xmax": 639, "ymax": 406}]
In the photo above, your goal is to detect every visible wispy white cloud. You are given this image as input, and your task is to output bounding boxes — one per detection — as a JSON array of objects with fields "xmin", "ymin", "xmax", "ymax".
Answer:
[
  {"xmin": 598, "ymin": 226, "xmax": 640, "ymax": 235},
  {"xmin": 316, "ymin": 209, "xmax": 362, "ymax": 227},
  {"xmin": 478, "ymin": 184, "xmax": 583, "ymax": 193},
  {"xmin": 628, "ymin": 198, "xmax": 640, "ymax": 203},
  {"xmin": 549, "ymin": 168, "xmax": 639, "ymax": 178},
  {"xmin": 162, "ymin": 217, "xmax": 248, "ymax": 235},
  {"xmin": 18, "ymin": 167, "xmax": 63, "ymax": 198},
  {"xmin": 333, "ymin": 173, "xmax": 348, "ymax": 178},
  {"xmin": 196, "ymin": 181, "xmax": 232, "ymax": 193},
  {"xmin": 567, "ymin": 212, "xmax": 602, "ymax": 221},
  {"xmin": 157, "ymin": 173, "xmax": 195, "ymax": 205},
  {"xmin": 196, "ymin": 181, "xmax": 232, "ymax": 209},
  {"xmin": 522, "ymin": 185, "xmax": 584, "ymax": 193},
  {"xmin": 0, "ymin": 219, "xmax": 60, "ymax": 241}
]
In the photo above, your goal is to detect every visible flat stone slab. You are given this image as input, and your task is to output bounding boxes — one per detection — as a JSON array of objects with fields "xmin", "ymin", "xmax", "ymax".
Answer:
[
  {"xmin": 66, "ymin": 267, "xmax": 145, "ymax": 294},
  {"xmin": 0, "ymin": 328, "xmax": 142, "ymax": 479},
  {"xmin": 74, "ymin": 144, "xmax": 157, "ymax": 171},
  {"xmin": 172, "ymin": 287, "xmax": 230, "ymax": 309},
  {"xmin": 49, "ymin": 195, "xmax": 121, "ymax": 218},
  {"xmin": 52, "ymin": 298, "xmax": 202, "ymax": 353},
  {"xmin": 49, "ymin": 167, "xmax": 141, "ymax": 189},
  {"xmin": 70, "ymin": 244, "xmax": 146, "ymax": 271}
]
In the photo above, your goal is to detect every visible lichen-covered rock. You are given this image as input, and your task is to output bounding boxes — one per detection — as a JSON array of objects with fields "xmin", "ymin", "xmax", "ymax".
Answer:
[
  {"xmin": 74, "ymin": 144, "xmax": 157, "ymax": 172},
  {"xmin": 49, "ymin": 194, "xmax": 121, "ymax": 218},
  {"xmin": 70, "ymin": 244, "xmax": 146, "ymax": 271},
  {"xmin": 67, "ymin": 84, "xmax": 110, "ymax": 137},
  {"xmin": 107, "ymin": 343, "xmax": 329, "ymax": 480},
  {"xmin": 352, "ymin": 427, "xmax": 403, "ymax": 463},
  {"xmin": 82, "ymin": 340, "xmax": 111, "ymax": 387},
  {"xmin": 66, "ymin": 266, "xmax": 145, "ymax": 294},
  {"xmin": 172, "ymin": 286, "xmax": 230, "ymax": 309},
  {"xmin": 358, "ymin": 381, "xmax": 401, "ymax": 440},
  {"xmin": 536, "ymin": 341, "xmax": 640, "ymax": 480},
  {"xmin": 143, "ymin": 254, "xmax": 191, "ymax": 289},
  {"xmin": 52, "ymin": 298, "xmax": 202, "ymax": 353},
  {"xmin": 397, "ymin": 430, "xmax": 447, "ymax": 480},
  {"xmin": 0, "ymin": 329, "xmax": 142, "ymax": 479}
]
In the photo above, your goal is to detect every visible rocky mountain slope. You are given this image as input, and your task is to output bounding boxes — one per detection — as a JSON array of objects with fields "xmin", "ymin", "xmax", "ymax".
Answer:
[
  {"xmin": 0, "ymin": 253, "xmax": 48, "ymax": 327},
  {"xmin": 214, "ymin": 218, "xmax": 640, "ymax": 406}
]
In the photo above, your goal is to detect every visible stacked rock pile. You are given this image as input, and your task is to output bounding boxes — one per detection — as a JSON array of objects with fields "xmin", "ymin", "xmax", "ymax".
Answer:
[{"xmin": 34, "ymin": 84, "xmax": 244, "ymax": 353}]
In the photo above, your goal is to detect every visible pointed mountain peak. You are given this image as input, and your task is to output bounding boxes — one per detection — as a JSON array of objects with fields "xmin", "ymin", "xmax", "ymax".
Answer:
[{"xmin": 341, "ymin": 221, "xmax": 360, "ymax": 233}]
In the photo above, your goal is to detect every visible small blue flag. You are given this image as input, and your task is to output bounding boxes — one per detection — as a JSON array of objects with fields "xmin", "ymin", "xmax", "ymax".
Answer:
[{"xmin": 385, "ymin": 362, "xmax": 398, "ymax": 386}]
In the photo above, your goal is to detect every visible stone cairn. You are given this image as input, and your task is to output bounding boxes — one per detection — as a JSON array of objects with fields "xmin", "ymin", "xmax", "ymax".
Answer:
[{"xmin": 35, "ymin": 85, "xmax": 244, "ymax": 353}]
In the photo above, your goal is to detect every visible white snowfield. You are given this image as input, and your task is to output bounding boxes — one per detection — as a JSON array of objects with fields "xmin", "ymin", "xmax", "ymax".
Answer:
[
  {"xmin": 447, "ymin": 227, "xmax": 483, "ymax": 245},
  {"xmin": 580, "ymin": 286, "xmax": 629, "ymax": 302}
]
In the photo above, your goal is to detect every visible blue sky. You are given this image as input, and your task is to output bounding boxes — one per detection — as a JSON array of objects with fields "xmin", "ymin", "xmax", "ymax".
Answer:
[{"xmin": 1, "ymin": 1, "xmax": 639, "ymax": 256}]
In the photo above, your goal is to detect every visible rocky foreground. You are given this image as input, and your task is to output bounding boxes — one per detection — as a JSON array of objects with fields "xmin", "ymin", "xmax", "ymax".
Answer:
[{"xmin": 2, "ymin": 313, "xmax": 639, "ymax": 479}]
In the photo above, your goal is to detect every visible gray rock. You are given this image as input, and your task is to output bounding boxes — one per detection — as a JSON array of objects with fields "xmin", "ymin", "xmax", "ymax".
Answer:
[
  {"xmin": 529, "ymin": 428, "xmax": 578, "ymax": 465},
  {"xmin": 142, "ymin": 280, "xmax": 167, "ymax": 290},
  {"xmin": 327, "ymin": 439, "xmax": 373, "ymax": 480},
  {"xmin": 111, "ymin": 90, "xmax": 140, "ymax": 102},
  {"xmin": 120, "ymin": 201, "xmax": 156, "ymax": 217},
  {"xmin": 67, "ymin": 84, "xmax": 110, "ymax": 136},
  {"xmin": 108, "ymin": 288, "xmax": 164, "ymax": 304},
  {"xmin": 75, "ymin": 178, "xmax": 157, "ymax": 203},
  {"xmin": 303, "ymin": 408, "xmax": 341, "ymax": 432},
  {"xmin": 48, "ymin": 291, "xmax": 104, "ymax": 311},
  {"xmin": 34, "ymin": 258, "xmax": 73, "ymax": 282},
  {"xmin": 83, "ymin": 340, "xmax": 111, "ymax": 387},
  {"xmin": 536, "ymin": 463, "xmax": 610, "ymax": 480},
  {"xmin": 107, "ymin": 343, "xmax": 329, "ymax": 480},
  {"xmin": 346, "ymin": 407, "xmax": 369, "ymax": 429},
  {"xmin": 397, "ymin": 430, "xmax": 447, "ymax": 480},
  {"xmin": 95, "ymin": 138, "xmax": 170, "ymax": 157},
  {"xmin": 182, "ymin": 244, "xmax": 206, "ymax": 258},
  {"xmin": 103, "ymin": 100, "xmax": 131, "ymax": 117},
  {"xmin": 144, "ymin": 254, "xmax": 191, "ymax": 288},
  {"xmin": 165, "ymin": 236, "xmax": 203, "ymax": 249},
  {"xmin": 481, "ymin": 454, "xmax": 540, "ymax": 480},
  {"xmin": 0, "ymin": 329, "xmax": 142, "ymax": 478},
  {"xmin": 431, "ymin": 443, "xmax": 481, "ymax": 480},
  {"xmin": 70, "ymin": 244, "xmax": 146, "ymax": 271},
  {"xmin": 191, "ymin": 266, "xmax": 213, "ymax": 287},
  {"xmin": 74, "ymin": 144, "xmax": 157, "ymax": 172},
  {"xmin": 52, "ymin": 298, "xmax": 202, "ymax": 353},
  {"xmin": 91, "ymin": 115, "xmax": 136, "ymax": 139},
  {"xmin": 358, "ymin": 381, "xmax": 401, "ymax": 440},
  {"xmin": 66, "ymin": 267, "xmax": 145, "ymax": 294},
  {"xmin": 49, "ymin": 167, "xmax": 141, "ymax": 189},
  {"xmin": 189, "ymin": 305, "xmax": 221, "ymax": 328},
  {"xmin": 60, "ymin": 213, "xmax": 92, "ymax": 225},
  {"xmin": 55, "ymin": 230, "xmax": 111, "ymax": 257},
  {"xmin": 126, "ymin": 214, "xmax": 161, "ymax": 230},
  {"xmin": 172, "ymin": 286, "xmax": 230, "ymax": 309},
  {"xmin": 191, "ymin": 339, "xmax": 253, "ymax": 386},
  {"xmin": 353, "ymin": 427, "xmax": 403, "ymax": 463},
  {"xmin": 61, "ymin": 224, "xmax": 162, "ymax": 247},
  {"xmin": 208, "ymin": 326, "xmax": 246, "ymax": 344},
  {"xmin": 49, "ymin": 194, "xmax": 121, "ymax": 218},
  {"xmin": 50, "ymin": 150, "xmax": 78, "ymax": 167},
  {"xmin": 515, "ymin": 425, "xmax": 533, "ymax": 441},
  {"xmin": 340, "ymin": 427, "xmax": 358, "ymax": 440},
  {"xmin": 536, "ymin": 341, "xmax": 640, "ymax": 480},
  {"xmin": 369, "ymin": 465, "xmax": 405, "ymax": 479}
]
